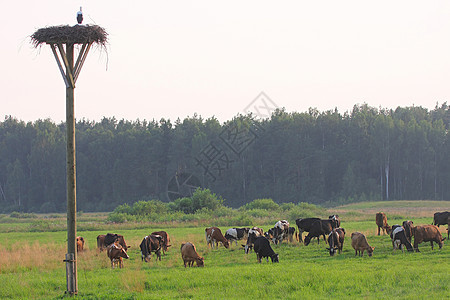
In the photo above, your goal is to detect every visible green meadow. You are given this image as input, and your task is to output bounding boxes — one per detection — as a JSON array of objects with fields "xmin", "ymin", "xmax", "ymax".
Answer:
[{"xmin": 0, "ymin": 201, "xmax": 449, "ymax": 299}]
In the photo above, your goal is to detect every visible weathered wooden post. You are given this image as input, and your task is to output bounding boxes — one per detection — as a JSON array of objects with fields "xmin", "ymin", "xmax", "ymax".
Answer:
[{"xmin": 31, "ymin": 25, "xmax": 107, "ymax": 296}]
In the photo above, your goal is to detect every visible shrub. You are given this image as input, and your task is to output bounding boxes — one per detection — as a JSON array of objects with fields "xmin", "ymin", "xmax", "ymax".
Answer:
[
  {"xmin": 131, "ymin": 200, "xmax": 168, "ymax": 216},
  {"xmin": 171, "ymin": 188, "xmax": 224, "ymax": 214},
  {"xmin": 10, "ymin": 211, "xmax": 38, "ymax": 219},
  {"xmin": 240, "ymin": 199, "xmax": 279, "ymax": 211}
]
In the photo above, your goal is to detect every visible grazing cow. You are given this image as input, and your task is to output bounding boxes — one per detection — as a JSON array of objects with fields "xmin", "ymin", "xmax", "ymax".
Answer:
[
  {"xmin": 432, "ymin": 211, "xmax": 450, "ymax": 227},
  {"xmin": 351, "ymin": 232, "xmax": 374, "ymax": 257},
  {"xmin": 140, "ymin": 234, "xmax": 163, "ymax": 262},
  {"xmin": 107, "ymin": 242, "xmax": 129, "ymax": 268},
  {"xmin": 225, "ymin": 227, "xmax": 250, "ymax": 246},
  {"xmin": 151, "ymin": 231, "xmax": 172, "ymax": 255},
  {"xmin": 376, "ymin": 212, "xmax": 391, "ymax": 235},
  {"xmin": 412, "ymin": 225, "xmax": 446, "ymax": 252},
  {"xmin": 180, "ymin": 242, "xmax": 204, "ymax": 267},
  {"xmin": 327, "ymin": 228, "xmax": 345, "ymax": 256},
  {"xmin": 76, "ymin": 236, "xmax": 85, "ymax": 252},
  {"xmin": 205, "ymin": 227, "xmax": 230, "ymax": 249},
  {"xmin": 244, "ymin": 227, "xmax": 264, "ymax": 254},
  {"xmin": 402, "ymin": 220, "xmax": 414, "ymax": 242},
  {"xmin": 304, "ymin": 219, "xmax": 334, "ymax": 246},
  {"xmin": 390, "ymin": 226, "xmax": 414, "ymax": 252},
  {"xmin": 97, "ymin": 233, "xmax": 130, "ymax": 252},
  {"xmin": 253, "ymin": 236, "xmax": 279, "ymax": 263},
  {"xmin": 329, "ymin": 215, "xmax": 341, "ymax": 228},
  {"xmin": 295, "ymin": 217, "xmax": 321, "ymax": 243}
]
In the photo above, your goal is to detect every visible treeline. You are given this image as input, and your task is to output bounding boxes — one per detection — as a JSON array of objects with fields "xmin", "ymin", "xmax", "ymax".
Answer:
[{"xmin": 0, "ymin": 103, "xmax": 449, "ymax": 212}]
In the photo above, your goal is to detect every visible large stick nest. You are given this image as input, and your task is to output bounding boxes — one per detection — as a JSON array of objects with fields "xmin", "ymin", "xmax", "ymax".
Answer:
[{"xmin": 31, "ymin": 25, "xmax": 108, "ymax": 47}]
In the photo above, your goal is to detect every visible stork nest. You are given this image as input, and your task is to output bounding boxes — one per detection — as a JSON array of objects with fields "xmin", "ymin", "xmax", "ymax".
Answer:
[{"xmin": 31, "ymin": 25, "xmax": 108, "ymax": 47}]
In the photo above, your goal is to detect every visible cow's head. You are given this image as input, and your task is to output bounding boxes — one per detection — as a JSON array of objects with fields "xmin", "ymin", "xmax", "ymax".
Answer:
[
  {"xmin": 113, "ymin": 244, "xmax": 129, "ymax": 259},
  {"xmin": 223, "ymin": 239, "xmax": 230, "ymax": 249},
  {"xmin": 270, "ymin": 253, "xmax": 279, "ymax": 263},
  {"xmin": 304, "ymin": 236, "xmax": 311, "ymax": 246},
  {"xmin": 196, "ymin": 257, "xmax": 205, "ymax": 267},
  {"xmin": 385, "ymin": 225, "xmax": 392, "ymax": 235},
  {"xmin": 367, "ymin": 246, "xmax": 375, "ymax": 257}
]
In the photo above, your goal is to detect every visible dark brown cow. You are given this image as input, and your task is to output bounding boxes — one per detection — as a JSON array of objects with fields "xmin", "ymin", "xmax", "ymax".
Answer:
[
  {"xmin": 351, "ymin": 232, "xmax": 374, "ymax": 257},
  {"xmin": 376, "ymin": 212, "xmax": 391, "ymax": 235},
  {"xmin": 412, "ymin": 225, "xmax": 446, "ymax": 252},
  {"xmin": 151, "ymin": 231, "xmax": 171, "ymax": 255},
  {"xmin": 97, "ymin": 233, "xmax": 130, "ymax": 252},
  {"xmin": 107, "ymin": 242, "xmax": 129, "ymax": 268},
  {"xmin": 76, "ymin": 236, "xmax": 85, "ymax": 252},
  {"xmin": 181, "ymin": 242, "xmax": 204, "ymax": 267},
  {"xmin": 205, "ymin": 227, "xmax": 229, "ymax": 249},
  {"xmin": 140, "ymin": 234, "xmax": 163, "ymax": 262},
  {"xmin": 402, "ymin": 220, "xmax": 414, "ymax": 242}
]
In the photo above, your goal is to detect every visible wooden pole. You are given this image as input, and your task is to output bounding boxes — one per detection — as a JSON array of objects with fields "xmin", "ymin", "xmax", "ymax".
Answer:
[{"xmin": 65, "ymin": 43, "xmax": 77, "ymax": 295}]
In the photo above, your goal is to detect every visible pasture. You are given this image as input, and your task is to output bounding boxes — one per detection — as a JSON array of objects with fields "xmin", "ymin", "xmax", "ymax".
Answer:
[{"xmin": 0, "ymin": 201, "xmax": 449, "ymax": 299}]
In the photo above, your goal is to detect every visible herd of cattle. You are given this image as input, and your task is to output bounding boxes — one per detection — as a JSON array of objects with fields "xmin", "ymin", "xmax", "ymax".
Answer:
[{"xmin": 75, "ymin": 211, "xmax": 449, "ymax": 268}]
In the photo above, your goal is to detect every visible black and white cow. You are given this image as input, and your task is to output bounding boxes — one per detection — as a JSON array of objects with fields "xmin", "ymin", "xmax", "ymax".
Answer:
[
  {"xmin": 266, "ymin": 220, "xmax": 289, "ymax": 245},
  {"xmin": 304, "ymin": 219, "xmax": 335, "ymax": 246},
  {"xmin": 390, "ymin": 226, "xmax": 414, "ymax": 252},
  {"xmin": 244, "ymin": 227, "xmax": 264, "ymax": 254},
  {"xmin": 253, "ymin": 236, "xmax": 279, "ymax": 263},
  {"xmin": 327, "ymin": 228, "xmax": 345, "ymax": 256},
  {"xmin": 295, "ymin": 217, "xmax": 321, "ymax": 243},
  {"xmin": 225, "ymin": 227, "xmax": 250, "ymax": 246}
]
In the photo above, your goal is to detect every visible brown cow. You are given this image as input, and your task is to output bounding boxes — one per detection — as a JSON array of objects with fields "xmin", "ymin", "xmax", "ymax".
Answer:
[
  {"xmin": 376, "ymin": 212, "xmax": 391, "ymax": 235},
  {"xmin": 412, "ymin": 225, "xmax": 446, "ymax": 252},
  {"xmin": 205, "ymin": 227, "xmax": 229, "ymax": 249},
  {"xmin": 181, "ymin": 242, "xmax": 204, "ymax": 267},
  {"xmin": 106, "ymin": 242, "xmax": 129, "ymax": 268},
  {"xmin": 351, "ymin": 232, "xmax": 374, "ymax": 257},
  {"xmin": 97, "ymin": 233, "xmax": 130, "ymax": 252},
  {"xmin": 151, "ymin": 231, "xmax": 171, "ymax": 255},
  {"xmin": 76, "ymin": 236, "xmax": 85, "ymax": 252}
]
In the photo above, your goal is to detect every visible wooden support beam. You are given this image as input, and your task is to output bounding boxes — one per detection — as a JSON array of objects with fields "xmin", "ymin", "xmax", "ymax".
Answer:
[
  {"xmin": 74, "ymin": 42, "xmax": 92, "ymax": 83},
  {"xmin": 57, "ymin": 43, "xmax": 75, "ymax": 89},
  {"xmin": 65, "ymin": 43, "xmax": 78, "ymax": 295},
  {"xmin": 50, "ymin": 44, "xmax": 70, "ymax": 88},
  {"xmin": 73, "ymin": 43, "xmax": 87, "ymax": 77}
]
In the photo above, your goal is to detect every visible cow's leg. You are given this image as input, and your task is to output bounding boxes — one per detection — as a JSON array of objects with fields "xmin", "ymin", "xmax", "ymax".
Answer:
[
  {"xmin": 377, "ymin": 226, "xmax": 380, "ymax": 236},
  {"xmin": 430, "ymin": 241, "xmax": 434, "ymax": 250}
]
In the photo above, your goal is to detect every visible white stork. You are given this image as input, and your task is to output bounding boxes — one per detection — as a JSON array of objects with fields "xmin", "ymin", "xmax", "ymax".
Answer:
[{"xmin": 77, "ymin": 7, "xmax": 83, "ymax": 24}]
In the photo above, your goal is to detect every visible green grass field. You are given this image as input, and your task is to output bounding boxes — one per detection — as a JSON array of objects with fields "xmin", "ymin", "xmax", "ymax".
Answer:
[{"xmin": 0, "ymin": 201, "xmax": 449, "ymax": 299}]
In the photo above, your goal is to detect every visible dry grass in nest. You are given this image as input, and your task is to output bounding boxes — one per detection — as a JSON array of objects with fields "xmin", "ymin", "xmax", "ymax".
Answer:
[{"xmin": 31, "ymin": 25, "xmax": 108, "ymax": 48}]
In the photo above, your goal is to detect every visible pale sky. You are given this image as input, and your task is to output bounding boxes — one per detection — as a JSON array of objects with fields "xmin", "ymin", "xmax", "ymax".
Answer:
[{"xmin": 2, "ymin": 1, "xmax": 450, "ymax": 123}]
